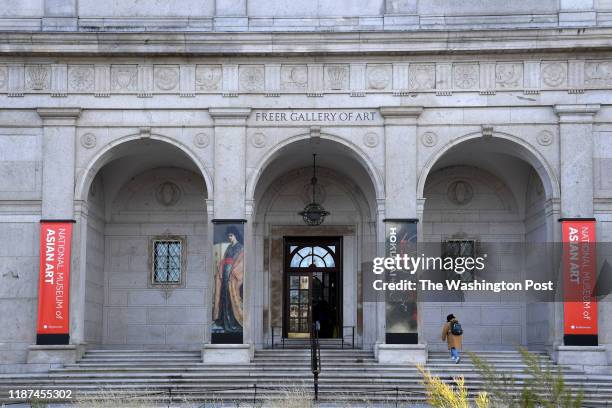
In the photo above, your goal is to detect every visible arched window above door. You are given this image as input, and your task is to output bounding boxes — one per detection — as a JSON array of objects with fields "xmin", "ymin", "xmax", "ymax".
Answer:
[{"xmin": 288, "ymin": 244, "xmax": 336, "ymax": 269}]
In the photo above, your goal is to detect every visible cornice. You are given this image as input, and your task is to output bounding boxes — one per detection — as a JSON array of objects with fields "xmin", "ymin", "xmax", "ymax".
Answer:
[
  {"xmin": 36, "ymin": 107, "xmax": 81, "ymax": 126},
  {"xmin": 1, "ymin": 28, "xmax": 612, "ymax": 56}
]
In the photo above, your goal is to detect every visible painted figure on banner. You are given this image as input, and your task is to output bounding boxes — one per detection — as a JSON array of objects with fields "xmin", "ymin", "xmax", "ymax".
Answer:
[{"xmin": 212, "ymin": 225, "xmax": 244, "ymax": 334}]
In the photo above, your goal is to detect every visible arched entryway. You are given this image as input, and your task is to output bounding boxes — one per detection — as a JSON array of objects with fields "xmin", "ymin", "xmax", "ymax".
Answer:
[
  {"xmin": 418, "ymin": 134, "xmax": 559, "ymax": 351},
  {"xmin": 75, "ymin": 138, "xmax": 211, "ymax": 350},
  {"xmin": 248, "ymin": 135, "xmax": 381, "ymax": 349}
]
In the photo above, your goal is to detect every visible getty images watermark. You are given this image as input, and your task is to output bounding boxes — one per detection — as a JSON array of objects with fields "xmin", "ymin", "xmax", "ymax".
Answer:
[{"xmin": 371, "ymin": 252, "xmax": 555, "ymax": 293}]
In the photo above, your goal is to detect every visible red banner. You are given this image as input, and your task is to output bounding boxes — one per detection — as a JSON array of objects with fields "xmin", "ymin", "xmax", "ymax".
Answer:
[
  {"xmin": 561, "ymin": 219, "xmax": 597, "ymax": 337},
  {"xmin": 37, "ymin": 222, "xmax": 73, "ymax": 336}
]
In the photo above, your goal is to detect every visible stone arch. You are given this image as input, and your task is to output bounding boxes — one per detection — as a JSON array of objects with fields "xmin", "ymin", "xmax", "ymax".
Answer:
[
  {"xmin": 246, "ymin": 132, "xmax": 384, "ymax": 203},
  {"xmin": 417, "ymin": 131, "xmax": 560, "ymax": 201},
  {"xmin": 75, "ymin": 133, "xmax": 213, "ymax": 202},
  {"xmin": 255, "ymin": 166, "xmax": 374, "ymax": 223}
]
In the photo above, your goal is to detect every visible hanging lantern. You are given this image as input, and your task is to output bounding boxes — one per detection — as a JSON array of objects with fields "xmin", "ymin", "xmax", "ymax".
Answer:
[{"xmin": 299, "ymin": 154, "xmax": 330, "ymax": 226}]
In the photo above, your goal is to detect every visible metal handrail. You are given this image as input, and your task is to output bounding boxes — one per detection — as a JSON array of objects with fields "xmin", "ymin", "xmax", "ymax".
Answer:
[
  {"xmin": 342, "ymin": 325, "xmax": 355, "ymax": 349},
  {"xmin": 271, "ymin": 326, "xmax": 284, "ymax": 349},
  {"xmin": 310, "ymin": 323, "xmax": 321, "ymax": 400}
]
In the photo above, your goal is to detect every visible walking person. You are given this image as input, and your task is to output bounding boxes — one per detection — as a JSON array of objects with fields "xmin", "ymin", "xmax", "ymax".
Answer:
[{"xmin": 441, "ymin": 313, "xmax": 463, "ymax": 364}]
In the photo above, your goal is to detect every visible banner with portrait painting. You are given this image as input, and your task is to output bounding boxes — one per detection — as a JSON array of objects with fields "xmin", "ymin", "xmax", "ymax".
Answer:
[
  {"xmin": 211, "ymin": 220, "xmax": 245, "ymax": 344},
  {"xmin": 384, "ymin": 219, "xmax": 418, "ymax": 344}
]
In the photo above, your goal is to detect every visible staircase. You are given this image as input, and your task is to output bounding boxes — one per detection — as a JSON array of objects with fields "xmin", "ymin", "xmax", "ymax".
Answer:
[{"xmin": 1, "ymin": 348, "xmax": 611, "ymax": 406}]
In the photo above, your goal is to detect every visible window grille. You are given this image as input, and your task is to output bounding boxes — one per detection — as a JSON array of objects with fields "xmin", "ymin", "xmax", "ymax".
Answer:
[{"xmin": 152, "ymin": 240, "xmax": 182, "ymax": 284}]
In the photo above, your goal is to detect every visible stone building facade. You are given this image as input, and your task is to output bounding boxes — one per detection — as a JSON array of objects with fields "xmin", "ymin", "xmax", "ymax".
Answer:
[{"xmin": 0, "ymin": 0, "xmax": 611, "ymax": 373}]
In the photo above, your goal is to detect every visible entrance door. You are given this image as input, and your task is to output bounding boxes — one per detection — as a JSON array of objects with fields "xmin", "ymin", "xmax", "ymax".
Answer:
[{"xmin": 284, "ymin": 237, "xmax": 342, "ymax": 339}]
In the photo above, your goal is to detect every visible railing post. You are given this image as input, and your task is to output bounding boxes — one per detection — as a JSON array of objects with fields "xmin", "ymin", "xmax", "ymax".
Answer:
[
  {"xmin": 272, "ymin": 327, "xmax": 275, "ymax": 349},
  {"xmin": 253, "ymin": 383, "xmax": 257, "ymax": 406}
]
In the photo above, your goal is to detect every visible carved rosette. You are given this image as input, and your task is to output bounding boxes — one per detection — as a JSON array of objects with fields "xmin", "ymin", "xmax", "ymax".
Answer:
[
  {"xmin": 420, "ymin": 132, "xmax": 438, "ymax": 147},
  {"xmin": 250, "ymin": 132, "xmax": 267, "ymax": 148},
  {"xmin": 80, "ymin": 133, "xmax": 97, "ymax": 149},
  {"xmin": 239, "ymin": 65, "xmax": 265, "ymax": 92},
  {"xmin": 453, "ymin": 64, "xmax": 478, "ymax": 89},
  {"xmin": 363, "ymin": 132, "xmax": 379, "ymax": 148},
  {"xmin": 537, "ymin": 130, "xmax": 554, "ymax": 146},
  {"xmin": 68, "ymin": 65, "xmax": 95, "ymax": 92},
  {"xmin": 193, "ymin": 133, "xmax": 210, "ymax": 149}
]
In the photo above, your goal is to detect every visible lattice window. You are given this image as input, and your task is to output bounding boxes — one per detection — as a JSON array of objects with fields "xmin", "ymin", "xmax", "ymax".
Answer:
[{"xmin": 152, "ymin": 239, "xmax": 183, "ymax": 284}]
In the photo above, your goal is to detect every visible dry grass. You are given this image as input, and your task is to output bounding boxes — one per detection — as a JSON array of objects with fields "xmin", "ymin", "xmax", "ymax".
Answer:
[{"xmin": 418, "ymin": 365, "xmax": 490, "ymax": 408}]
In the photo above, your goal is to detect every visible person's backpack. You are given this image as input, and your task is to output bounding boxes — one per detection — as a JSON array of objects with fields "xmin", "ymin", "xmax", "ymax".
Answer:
[{"xmin": 450, "ymin": 321, "xmax": 463, "ymax": 336}]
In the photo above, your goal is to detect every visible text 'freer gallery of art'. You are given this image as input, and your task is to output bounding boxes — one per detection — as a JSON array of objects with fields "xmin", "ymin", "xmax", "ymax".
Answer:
[{"xmin": 0, "ymin": 0, "xmax": 612, "ymax": 407}]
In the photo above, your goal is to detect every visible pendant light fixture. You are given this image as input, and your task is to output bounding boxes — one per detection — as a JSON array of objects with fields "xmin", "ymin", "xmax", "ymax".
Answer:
[{"xmin": 299, "ymin": 154, "xmax": 330, "ymax": 226}]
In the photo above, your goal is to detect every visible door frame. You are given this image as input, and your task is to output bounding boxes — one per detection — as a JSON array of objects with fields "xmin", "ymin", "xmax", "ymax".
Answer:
[{"xmin": 282, "ymin": 236, "xmax": 343, "ymax": 339}]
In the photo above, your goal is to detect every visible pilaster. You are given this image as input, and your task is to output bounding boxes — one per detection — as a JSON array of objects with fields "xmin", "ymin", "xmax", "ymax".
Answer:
[
  {"xmin": 37, "ymin": 107, "xmax": 81, "ymax": 220},
  {"xmin": 554, "ymin": 104, "xmax": 599, "ymax": 219},
  {"xmin": 209, "ymin": 107, "xmax": 251, "ymax": 220},
  {"xmin": 380, "ymin": 106, "xmax": 422, "ymax": 218}
]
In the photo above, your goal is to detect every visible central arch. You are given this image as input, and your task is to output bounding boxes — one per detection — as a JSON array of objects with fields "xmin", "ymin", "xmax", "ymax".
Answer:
[{"xmin": 248, "ymin": 134, "xmax": 382, "ymax": 350}]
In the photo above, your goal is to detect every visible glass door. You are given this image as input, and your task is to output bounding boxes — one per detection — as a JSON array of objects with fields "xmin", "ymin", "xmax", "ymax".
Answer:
[
  {"xmin": 287, "ymin": 273, "xmax": 311, "ymax": 338},
  {"xmin": 284, "ymin": 237, "xmax": 342, "ymax": 339}
]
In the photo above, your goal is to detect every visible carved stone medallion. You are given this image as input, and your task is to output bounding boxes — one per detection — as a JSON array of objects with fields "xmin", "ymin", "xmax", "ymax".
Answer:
[
  {"xmin": 193, "ymin": 133, "xmax": 210, "ymax": 148},
  {"xmin": 495, "ymin": 63, "xmax": 522, "ymax": 89},
  {"xmin": 367, "ymin": 65, "xmax": 391, "ymax": 90},
  {"xmin": 453, "ymin": 64, "xmax": 478, "ymax": 89},
  {"xmin": 250, "ymin": 132, "xmax": 267, "ymax": 148},
  {"xmin": 25, "ymin": 65, "xmax": 50, "ymax": 91},
  {"xmin": 239, "ymin": 65, "xmax": 265, "ymax": 92},
  {"xmin": 447, "ymin": 180, "xmax": 474, "ymax": 206},
  {"xmin": 68, "ymin": 65, "xmax": 95, "ymax": 92},
  {"xmin": 325, "ymin": 65, "xmax": 349, "ymax": 90},
  {"xmin": 537, "ymin": 130, "xmax": 554, "ymax": 146},
  {"xmin": 80, "ymin": 133, "xmax": 97, "ymax": 149},
  {"xmin": 155, "ymin": 182, "xmax": 181, "ymax": 207},
  {"xmin": 585, "ymin": 61, "xmax": 612, "ymax": 87},
  {"xmin": 154, "ymin": 66, "xmax": 179, "ymax": 91},
  {"xmin": 111, "ymin": 66, "xmax": 138, "ymax": 91},
  {"xmin": 420, "ymin": 132, "xmax": 438, "ymax": 147},
  {"xmin": 281, "ymin": 65, "xmax": 308, "ymax": 91},
  {"xmin": 363, "ymin": 132, "xmax": 379, "ymax": 148},
  {"xmin": 542, "ymin": 62, "xmax": 566, "ymax": 88},
  {"xmin": 409, "ymin": 64, "xmax": 435, "ymax": 90},
  {"xmin": 0, "ymin": 66, "xmax": 7, "ymax": 90},
  {"xmin": 195, "ymin": 65, "xmax": 222, "ymax": 91}
]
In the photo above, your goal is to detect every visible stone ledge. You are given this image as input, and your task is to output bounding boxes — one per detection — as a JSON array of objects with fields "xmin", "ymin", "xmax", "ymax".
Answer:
[
  {"xmin": 553, "ymin": 345, "xmax": 609, "ymax": 374},
  {"xmin": 376, "ymin": 343, "xmax": 428, "ymax": 364},
  {"xmin": 202, "ymin": 343, "xmax": 251, "ymax": 364},
  {"xmin": 2, "ymin": 28, "xmax": 612, "ymax": 56},
  {"xmin": 26, "ymin": 345, "xmax": 79, "ymax": 365}
]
